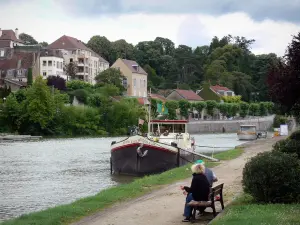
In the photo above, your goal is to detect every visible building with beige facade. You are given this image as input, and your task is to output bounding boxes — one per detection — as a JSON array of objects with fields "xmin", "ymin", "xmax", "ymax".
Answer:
[
  {"xmin": 47, "ymin": 35, "xmax": 109, "ymax": 84},
  {"xmin": 111, "ymin": 58, "xmax": 148, "ymax": 97}
]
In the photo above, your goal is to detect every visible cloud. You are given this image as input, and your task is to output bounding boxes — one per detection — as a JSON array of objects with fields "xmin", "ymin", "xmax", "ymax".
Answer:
[
  {"xmin": 0, "ymin": 0, "xmax": 299, "ymax": 57},
  {"xmin": 54, "ymin": 0, "xmax": 300, "ymax": 23}
]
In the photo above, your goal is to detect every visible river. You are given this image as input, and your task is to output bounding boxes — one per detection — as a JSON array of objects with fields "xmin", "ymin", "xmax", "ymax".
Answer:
[{"xmin": 0, "ymin": 133, "xmax": 246, "ymax": 221}]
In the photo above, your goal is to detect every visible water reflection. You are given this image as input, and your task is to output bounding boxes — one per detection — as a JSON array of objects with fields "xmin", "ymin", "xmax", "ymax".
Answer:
[{"xmin": 0, "ymin": 133, "xmax": 245, "ymax": 221}]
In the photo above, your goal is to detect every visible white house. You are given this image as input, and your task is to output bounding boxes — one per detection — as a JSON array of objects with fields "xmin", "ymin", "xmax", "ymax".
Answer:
[
  {"xmin": 47, "ymin": 35, "xmax": 109, "ymax": 84},
  {"xmin": 40, "ymin": 49, "xmax": 67, "ymax": 80}
]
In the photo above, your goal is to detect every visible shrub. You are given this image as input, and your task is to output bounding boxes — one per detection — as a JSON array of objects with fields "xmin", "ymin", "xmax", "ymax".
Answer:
[
  {"xmin": 273, "ymin": 138, "xmax": 300, "ymax": 159},
  {"xmin": 289, "ymin": 130, "xmax": 300, "ymax": 141},
  {"xmin": 206, "ymin": 100, "xmax": 218, "ymax": 117},
  {"xmin": 273, "ymin": 115, "xmax": 288, "ymax": 128},
  {"xmin": 242, "ymin": 151, "xmax": 300, "ymax": 203}
]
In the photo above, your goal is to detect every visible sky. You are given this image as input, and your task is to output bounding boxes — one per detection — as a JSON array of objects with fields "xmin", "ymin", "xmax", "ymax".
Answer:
[{"xmin": 1, "ymin": 0, "xmax": 300, "ymax": 56}]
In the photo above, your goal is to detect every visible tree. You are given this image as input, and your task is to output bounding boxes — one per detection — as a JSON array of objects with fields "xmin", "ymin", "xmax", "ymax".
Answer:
[
  {"xmin": 27, "ymin": 68, "xmax": 33, "ymax": 86},
  {"xmin": 95, "ymin": 68, "xmax": 125, "ymax": 92},
  {"xmin": 47, "ymin": 76, "xmax": 66, "ymax": 91},
  {"xmin": 39, "ymin": 42, "xmax": 48, "ymax": 47},
  {"xmin": 19, "ymin": 33, "xmax": 38, "ymax": 45},
  {"xmin": 268, "ymin": 32, "xmax": 300, "ymax": 117},
  {"xmin": 64, "ymin": 62, "xmax": 78, "ymax": 80},
  {"xmin": 87, "ymin": 36, "xmax": 112, "ymax": 63}
]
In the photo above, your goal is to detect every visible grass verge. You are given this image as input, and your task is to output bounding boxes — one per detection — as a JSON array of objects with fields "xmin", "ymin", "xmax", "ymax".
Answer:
[
  {"xmin": 211, "ymin": 193, "xmax": 300, "ymax": 225},
  {"xmin": 1, "ymin": 148, "xmax": 243, "ymax": 225}
]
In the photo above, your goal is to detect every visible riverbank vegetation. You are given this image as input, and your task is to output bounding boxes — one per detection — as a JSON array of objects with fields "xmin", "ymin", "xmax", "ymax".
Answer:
[
  {"xmin": 0, "ymin": 75, "xmax": 274, "ymax": 136},
  {"xmin": 1, "ymin": 148, "xmax": 243, "ymax": 225}
]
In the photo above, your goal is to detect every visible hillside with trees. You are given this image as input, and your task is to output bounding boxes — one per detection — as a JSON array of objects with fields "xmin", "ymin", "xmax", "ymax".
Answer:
[{"xmin": 86, "ymin": 35, "xmax": 279, "ymax": 102}]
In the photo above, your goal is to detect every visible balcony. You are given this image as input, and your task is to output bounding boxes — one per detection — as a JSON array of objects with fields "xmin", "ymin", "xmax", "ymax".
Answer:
[{"xmin": 76, "ymin": 72, "xmax": 88, "ymax": 76}]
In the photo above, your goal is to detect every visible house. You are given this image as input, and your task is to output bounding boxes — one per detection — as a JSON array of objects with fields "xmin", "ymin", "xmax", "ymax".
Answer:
[
  {"xmin": 111, "ymin": 58, "xmax": 148, "ymax": 97},
  {"xmin": 197, "ymin": 83, "xmax": 235, "ymax": 101},
  {"xmin": 40, "ymin": 49, "xmax": 66, "ymax": 80},
  {"xmin": 0, "ymin": 52, "xmax": 39, "ymax": 91},
  {"xmin": 0, "ymin": 28, "xmax": 24, "ymax": 58},
  {"xmin": 47, "ymin": 35, "xmax": 109, "ymax": 84},
  {"xmin": 210, "ymin": 85, "xmax": 235, "ymax": 96},
  {"xmin": 150, "ymin": 93, "xmax": 167, "ymax": 102},
  {"xmin": 166, "ymin": 89, "xmax": 203, "ymax": 103}
]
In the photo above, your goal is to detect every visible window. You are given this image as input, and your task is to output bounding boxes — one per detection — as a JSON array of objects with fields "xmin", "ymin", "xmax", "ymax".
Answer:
[
  {"xmin": 140, "ymin": 79, "xmax": 142, "ymax": 88},
  {"xmin": 0, "ymin": 50, "xmax": 4, "ymax": 57},
  {"xmin": 48, "ymin": 61, "xmax": 52, "ymax": 66},
  {"xmin": 134, "ymin": 90, "xmax": 136, "ymax": 96},
  {"xmin": 144, "ymin": 79, "xmax": 146, "ymax": 87},
  {"xmin": 70, "ymin": 58, "xmax": 73, "ymax": 63},
  {"xmin": 43, "ymin": 61, "xmax": 47, "ymax": 66},
  {"xmin": 43, "ymin": 71, "xmax": 47, "ymax": 76},
  {"xmin": 57, "ymin": 62, "xmax": 59, "ymax": 69},
  {"xmin": 133, "ymin": 78, "xmax": 136, "ymax": 87},
  {"xmin": 60, "ymin": 62, "xmax": 63, "ymax": 69},
  {"xmin": 54, "ymin": 61, "xmax": 56, "ymax": 67}
]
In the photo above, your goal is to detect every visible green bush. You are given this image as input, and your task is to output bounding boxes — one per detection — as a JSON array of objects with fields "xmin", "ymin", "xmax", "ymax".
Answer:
[
  {"xmin": 289, "ymin": 130, "xmax": 300, "ymax": 141},
  {"xmin": 242, "ymin": 151, "xmax": 300, "ymax": 203},
  {"xmin": 239, "ymin": 102, "xmax": 249, "ymax": 118},
  {"xmin": 273, "ymin": 139, "xmax": 300, "ymax": 159},
  {"xmin": 273, "ymin": 115, "xmax": 288, "ymax": 128}
]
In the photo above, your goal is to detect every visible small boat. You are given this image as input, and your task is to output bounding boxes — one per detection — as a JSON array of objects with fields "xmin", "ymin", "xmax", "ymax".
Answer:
[
  {"xmin": 110, "ymin": 119, "xmax": 196, "ymax": 176},
  {"xmin": 237, "ymin": 125, "xmax": 257, "ymax": 140}
]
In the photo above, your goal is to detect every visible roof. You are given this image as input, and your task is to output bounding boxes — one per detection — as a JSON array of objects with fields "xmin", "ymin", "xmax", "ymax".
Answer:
[
  {"xmin": 150, "ymin": 93, "xmax": 167, "ymax": 102},
  {"xmin": 48, "ymin": 35, "xmax": 108, "ymax": 63},
  {"xmin": 210, "ymin": 85, "xmax": 231, "ymax": 92},
  {"xmin": 174, "ymin": 89, "xmax": 203, "ymax": 101},
  {"xmin": 0, "ymin": 29, "xmax": 23, "ymax": 43},
  {"xmin": 0, "ymin": 52, "xmax": 34, "ymax": 70},
  {"xmin": 120, "ymin": 59, "xmax": 147, "ymax": 75}
]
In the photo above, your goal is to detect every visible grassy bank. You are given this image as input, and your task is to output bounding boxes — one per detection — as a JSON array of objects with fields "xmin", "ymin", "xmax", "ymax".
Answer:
[
  {"xmin": 1, "ymin": 148, "xmax": 243, "ymax": 225},
  {"xmin": 211, "ymin": 194, "xmax": 300, "ymax": 225}
]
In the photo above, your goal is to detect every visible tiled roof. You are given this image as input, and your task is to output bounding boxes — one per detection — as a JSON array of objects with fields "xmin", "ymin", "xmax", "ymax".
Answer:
[
  {"xmin": 0, "ymin": 52, "xmax": 34, "ymax": 70},
  {"xmin": 150, "ymin": 93, "xmax": 167, "ymax": 102},
  {"xmin": 175, "ymin": 89, "xmax": 203, "ymax": 101},
  {"xmin": 0, "ymin": 29, "xmax": 23, "ymax": 43},
  {"xmin": 210, "ymin": 85, "xmax": 231, "ymax": 92},
  {"xmin": 121, "ymin": 59, "xmax": 147, "ymax": 75},
  {"xmin": 48, "ymin": 35, "xmax": 108, "ymax": 63}
]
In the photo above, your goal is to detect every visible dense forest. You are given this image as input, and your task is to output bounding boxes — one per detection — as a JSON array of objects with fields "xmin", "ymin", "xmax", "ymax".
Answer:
[{"xmin": 20, "ymin": 32, "xmax": 278, "ymax": 102}]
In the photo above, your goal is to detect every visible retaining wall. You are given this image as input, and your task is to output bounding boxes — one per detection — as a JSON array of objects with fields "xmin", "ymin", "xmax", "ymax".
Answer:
[{"xmin": 187, "ymin": 115, "xmax": 275, "ymax": 134}]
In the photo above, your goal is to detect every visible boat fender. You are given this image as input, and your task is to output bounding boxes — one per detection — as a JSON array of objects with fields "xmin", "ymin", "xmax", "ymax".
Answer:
[
  {"xmin": 171, "ymin": 142, "xmax": 177, "ymax": 147},
  {"xmin": 111, "ymin": 141, "xmax": 116, "ymax": 146},
  {"xmin": 137, "ymin": 143, "xmax": 148, "ymax": 157}
]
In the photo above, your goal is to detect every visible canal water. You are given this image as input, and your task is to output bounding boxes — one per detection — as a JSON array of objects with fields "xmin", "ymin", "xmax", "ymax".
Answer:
[{"xmin": 0, "ymin": 133, "xmax": 246, "ymax": 221}]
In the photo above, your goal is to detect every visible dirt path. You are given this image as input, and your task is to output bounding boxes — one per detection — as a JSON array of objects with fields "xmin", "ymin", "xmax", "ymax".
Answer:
[{"xmin": 72, "ymin": 137, "xmax": 283, "ymax": 225}]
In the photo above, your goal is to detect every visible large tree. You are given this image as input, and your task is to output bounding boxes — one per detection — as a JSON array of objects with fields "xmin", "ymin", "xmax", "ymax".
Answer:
[
  {"xmin": 19, "ymin": 33, "xmax": 38, "ymax": 45},
  {"xmin": 268, "ymin": 32, "xmax": 300, "ymax": 117}
]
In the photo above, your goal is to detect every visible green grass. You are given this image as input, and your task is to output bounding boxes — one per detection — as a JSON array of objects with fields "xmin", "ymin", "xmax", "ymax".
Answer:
[
  {"xmin": 211, "ymin": 194, "xmax": 300, "ymax": 225},
  {"xmin": 1, "ymin": 148, "xmax": 243, "ymax": 225},
  {"xmin": 212, "ymin": 148, "xmax": 244, "ymax": 160}
]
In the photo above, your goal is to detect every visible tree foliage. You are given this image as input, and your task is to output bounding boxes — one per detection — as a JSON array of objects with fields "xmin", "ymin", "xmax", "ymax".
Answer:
[
  {"xmin": 19, "ymin": 33, "xmax": 38, "ymax": 45},
  {"xmin": 268, "ymin": 32, "xmax": 300, "ymax": 119},
  {"xmin": 47, "ymin": 76, "xmax": 66, "ymax": 91},
  {"xmin": 95, "ymin": 68, "xmax": 125, "ymax": 92}
]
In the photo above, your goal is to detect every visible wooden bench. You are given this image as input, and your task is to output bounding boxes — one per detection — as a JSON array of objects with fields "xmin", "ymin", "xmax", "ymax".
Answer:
[{"xmin": 187, "ymin": 183, "xmax": 225, "ymax": 221}]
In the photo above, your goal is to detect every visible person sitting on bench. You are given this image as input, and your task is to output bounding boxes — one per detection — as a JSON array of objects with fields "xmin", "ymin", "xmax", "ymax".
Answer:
[{"xmin": 180, "ymin": 163, "xmax": 210, "ymax": 222}]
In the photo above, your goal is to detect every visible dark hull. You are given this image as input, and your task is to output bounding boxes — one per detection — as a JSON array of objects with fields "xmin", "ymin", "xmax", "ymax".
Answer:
[{"xmin": 111, "ymin": 142, "xmax": 195, "ymax": 176}]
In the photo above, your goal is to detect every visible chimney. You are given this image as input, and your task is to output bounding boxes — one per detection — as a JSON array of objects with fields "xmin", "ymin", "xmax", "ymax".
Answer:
[
  {"xmin": 15, "ymin": 28, "xmax": 19, "ymax": 39},
  {"xmin": 0, "ymin": 28, "xmax": 2, "ymax": 37}
]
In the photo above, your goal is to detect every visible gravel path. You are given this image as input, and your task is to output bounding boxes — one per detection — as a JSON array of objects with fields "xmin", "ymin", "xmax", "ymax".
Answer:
[{"xmin": 72, "ymin": 137, "xmax": 284, "ymax": 225}]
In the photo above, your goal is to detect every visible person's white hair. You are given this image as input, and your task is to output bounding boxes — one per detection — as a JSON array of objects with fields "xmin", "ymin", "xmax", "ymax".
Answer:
[{"xmin": 191, "ymin": 163, "xmax": 205, "ymax": 174}]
